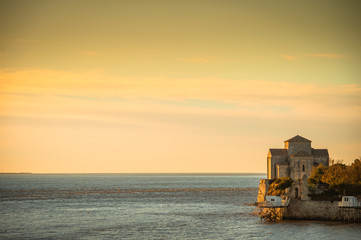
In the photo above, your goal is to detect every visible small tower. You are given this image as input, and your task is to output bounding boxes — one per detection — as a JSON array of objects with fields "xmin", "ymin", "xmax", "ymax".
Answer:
[{"xmin": 284, "ymin": 135, "xmax": 312, "ymax": 155}]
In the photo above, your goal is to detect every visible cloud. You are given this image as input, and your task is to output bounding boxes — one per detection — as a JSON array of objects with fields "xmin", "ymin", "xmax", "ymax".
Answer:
[
  {"xmin": 281, "ymin": 54, "xmax": 297, "ymax": 61},
  {"xmin": 279, "ymin": 53, "xmax": 347, "ymax": 61},
  {"xmin": 306, "ymin": 53, "xmax": 345, "ymax": 59},
  {"xmin": 80, "ymin": 51, "xmax": 97, "ymax": 56},
  {"xmin": 0, "ymin": 68, "xmax": 359, "ymax": 105},
  {"xmin": 15, "ymin": 39, "xmax": 45, "ymax": 43},
  {"xmin": 1, "ymin": 68, "xmax": 360, "ymax": 125}
]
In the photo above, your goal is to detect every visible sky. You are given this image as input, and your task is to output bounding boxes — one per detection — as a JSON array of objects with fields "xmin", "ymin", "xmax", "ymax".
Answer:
[{"xmin": 0, "ymin": 0, "xmax": 360, "ymax": 173}]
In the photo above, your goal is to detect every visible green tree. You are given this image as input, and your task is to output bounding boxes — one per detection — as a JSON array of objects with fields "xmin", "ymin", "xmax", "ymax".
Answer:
[
  {"xmin": 308, "ymin": 164, "xmax": 327, "ymax": 188},
  {"xmin": 349, "ymin": 157, "xmax": 361, "ymax": 185},
  {"xmin": 321, "ymin": 163, "xmax": 348, "ymax": 186},
  {"xmin": 308, "ymin": 157, "xmax": 361, "ymax": 196}
]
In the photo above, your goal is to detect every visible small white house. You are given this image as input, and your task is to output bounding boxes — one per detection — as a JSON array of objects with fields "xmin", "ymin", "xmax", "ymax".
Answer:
[
  {"xmin": 265, "ymin": 196, "xmax": 282, "ymax": 206},
  {"xmin": 339, "ymin": 196, "xmax": 360, "ymax": 207}
]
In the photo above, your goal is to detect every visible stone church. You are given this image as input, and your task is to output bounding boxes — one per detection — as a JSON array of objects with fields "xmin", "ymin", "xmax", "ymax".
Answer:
[{"xmin": 267, "ymin": 135, "xmax": 329, "ymax": 180}]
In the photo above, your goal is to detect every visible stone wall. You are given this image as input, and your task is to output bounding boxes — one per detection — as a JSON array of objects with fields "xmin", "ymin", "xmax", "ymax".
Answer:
[
  {"xmin": 284, "ymin": 175, "xmax": 310, "ymax": 200},
  {"xmin": 267, "ymin": 157, "xmax": 272, "ymax": 179},
  {"xmin": 269, "ymin": 156, "xmax": 287, "ymax": 179},
  {"xmin": 314, "ymin": 156, "xmax": 329, "ymax": 167},
  {"xmin": 289, "ymin": 156, "xmax": 313, "ymax": 179},
  {"xmin": 258, "ymin": 199, "xmax": 361, "ymax": 222},
  {"xmin": 285, "ymin": 142, "xmax": 311, "ymax": 155},
  {"xmin": 285, "ymin": 200, "xmax": 339, "ymax": 220},
  {"xmin": 277, "ymin": 164, "xmax": 289, "ymax": 178}
]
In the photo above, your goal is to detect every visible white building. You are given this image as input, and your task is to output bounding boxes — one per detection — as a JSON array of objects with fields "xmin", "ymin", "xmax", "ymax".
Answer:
[{"xmin": 339, "ymin": 196, "xmax": 360, "ymax": 207}]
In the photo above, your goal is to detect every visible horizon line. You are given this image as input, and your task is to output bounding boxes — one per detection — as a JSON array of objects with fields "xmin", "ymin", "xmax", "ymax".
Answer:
[{"xmin": 0, "ymin": 172, "xmax": 266, "ymax": 175}]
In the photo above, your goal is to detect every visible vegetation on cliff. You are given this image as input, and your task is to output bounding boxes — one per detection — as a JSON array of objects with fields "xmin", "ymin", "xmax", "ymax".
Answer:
[
  {"xmin": 267, "ymin": 177, "xmax": 293, "ymax": 196},
  {"xmin": 308, "ymin": 157, "xmax": 361, "ymax": 196}
]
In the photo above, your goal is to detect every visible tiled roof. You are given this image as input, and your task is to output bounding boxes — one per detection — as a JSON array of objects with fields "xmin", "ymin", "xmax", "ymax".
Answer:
[
  {"xmin": 290, "ymin": 150, "xmax": 312, "ymax": 157},
  {"xmin": 284, "ymin": 135, "xmax": 311, "ymax": 143},
  {"xmin": 312, "ymin": 149, "xmax": 329, "ymax": 157},
  {"xmin": 269, "ymin": 149, "xmax": 288, "ymax": 156}
]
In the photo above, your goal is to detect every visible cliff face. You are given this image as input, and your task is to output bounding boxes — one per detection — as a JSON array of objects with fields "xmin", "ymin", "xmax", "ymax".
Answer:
[{"xmin": 257, "ymin": 179, "xmax": 271, "ymax": 203}]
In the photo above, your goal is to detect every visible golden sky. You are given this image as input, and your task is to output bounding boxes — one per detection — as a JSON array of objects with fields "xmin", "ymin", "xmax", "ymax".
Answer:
[{"xmin": 1, "ymin": 0, "xmax": 361, "ymax": 173}]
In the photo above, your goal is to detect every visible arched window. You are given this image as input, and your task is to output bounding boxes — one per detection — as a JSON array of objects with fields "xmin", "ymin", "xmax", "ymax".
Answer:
[{"xmin": 302, "ymin": 165, "xmax": 305, "ymax": 171}]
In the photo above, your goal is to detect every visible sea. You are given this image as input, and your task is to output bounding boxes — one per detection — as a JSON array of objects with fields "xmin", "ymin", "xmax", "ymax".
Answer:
[{"xmin": 0, "ymin": 174, "xmax": 360, "ymax": 239}]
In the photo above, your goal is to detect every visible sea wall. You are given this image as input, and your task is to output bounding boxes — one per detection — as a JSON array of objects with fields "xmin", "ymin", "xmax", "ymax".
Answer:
[
  {"xmin": 258, "ymin": 198, "xmax": 361, "ymax": 222},
  {"xmin": 285, "ymin": 199, "xmax": 338, "ymax": 220}
]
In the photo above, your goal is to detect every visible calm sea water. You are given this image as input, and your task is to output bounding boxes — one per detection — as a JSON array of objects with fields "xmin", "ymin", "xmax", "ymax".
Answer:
[{"xmin": 1, "ymin": 174, "xmax": 360, "ymax": 239}]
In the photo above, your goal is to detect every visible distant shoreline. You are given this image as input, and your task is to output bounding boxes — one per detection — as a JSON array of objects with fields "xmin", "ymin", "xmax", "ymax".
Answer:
[{"xmin": 0, "ymin": 172, "xmax": 33, "ymax": 175}]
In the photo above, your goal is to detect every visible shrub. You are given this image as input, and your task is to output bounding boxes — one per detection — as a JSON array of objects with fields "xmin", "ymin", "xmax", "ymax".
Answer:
[{"xmin": 267, "ymin": 177, "xmax": 293, "ymax": 196}]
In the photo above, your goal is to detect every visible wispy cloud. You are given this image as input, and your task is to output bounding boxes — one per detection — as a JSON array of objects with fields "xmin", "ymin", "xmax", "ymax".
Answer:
[
  {"xmin": 15, "ymin": 39, "xmax": 45, "ymax": 43},
  {"xmin": 306, "ymin": 53, "xmax": 345, "ymax": 59},
  {"xmin": 80, "ymin": 51, "xmax": 97, "ymax": 56},
  {"xmin": 1, "ymin": 68, "xmax": 360, "ymax": 122},
  {"xmin": 281, "ymin": 54, "xmax": 297, "ymax": 61}
]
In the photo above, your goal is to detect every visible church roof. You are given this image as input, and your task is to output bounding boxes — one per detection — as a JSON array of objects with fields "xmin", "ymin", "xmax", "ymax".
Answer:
[
  {"xmin": 269, "ymin": 149, "xmax": 288, "ymax": 156},
  {"xmin": 312, "ymin": 149, "xmax": 329, "ymax": 157},
  {"xmin": 290, "ymin": 150, "xmax": 312, "ymax": 157},
  {"xmin": 276, "ymin": 161, "xmax": 289, "ymax": 166},
  {"xmin": 284, "ymin": 135, "xmax": 311, "ymax": 143}
]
